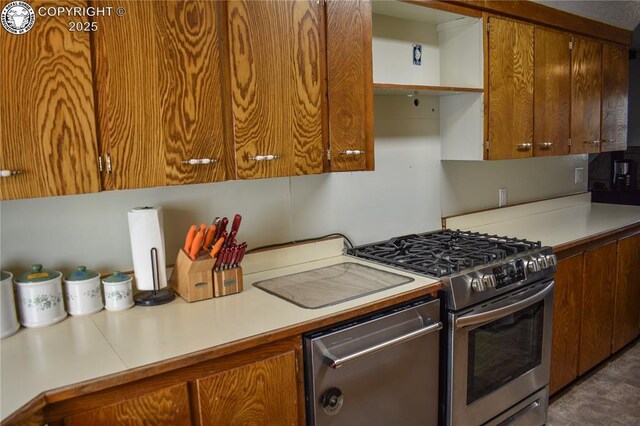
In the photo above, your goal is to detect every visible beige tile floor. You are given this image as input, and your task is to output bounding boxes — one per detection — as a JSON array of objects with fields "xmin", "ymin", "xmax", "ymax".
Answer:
[{"xmin": 548, "ymin": 338, "xmax": 640, "ymax": 425}]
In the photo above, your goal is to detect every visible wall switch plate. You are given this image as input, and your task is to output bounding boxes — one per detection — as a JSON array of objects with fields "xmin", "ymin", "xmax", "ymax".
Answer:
[
  {"xmin": 498, "ymin": 188, "xmax": 507, "ymax": 207},
  {"xmin": 413, "ymin": 44, "xmax": 422, "ymax": 65},
  {"xmin": 574, "ymin": 167, "xmax": 584, "ymax": 184}
]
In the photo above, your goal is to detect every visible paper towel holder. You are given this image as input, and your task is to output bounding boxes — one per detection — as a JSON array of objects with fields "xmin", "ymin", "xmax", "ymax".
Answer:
[{"xmin": 134, "ymin": 247, "xmax": 176, "ymax": 306}]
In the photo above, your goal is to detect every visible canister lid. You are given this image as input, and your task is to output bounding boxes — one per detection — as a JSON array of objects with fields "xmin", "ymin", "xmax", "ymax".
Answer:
[
  {"xmin": 103, "ymin": 271, "xmax": 131, "ymax": 283},
  {"xmin": 1, "ymin": 271, "xmax": 10, "ymax": 281},
  {"xmin": 66, "ymin": 266, "xmax": 99, "ymax": 282},
  {"xmin": 15, "ymin": 264, "xmax": 60, "ymax": 283}
]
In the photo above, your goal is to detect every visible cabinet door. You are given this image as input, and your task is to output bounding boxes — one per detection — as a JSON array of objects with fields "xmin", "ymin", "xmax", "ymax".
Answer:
[
  {"xmin": 326, "ymin": 0, "xmax": 374, "ymax": 172},
  {"xmin": 579, "ymin": 242, "xmax": 616, "ymax": 375},
  {"xmin": 487, "ymin": 17, "xmax": 534, "ymax": 160},
  {"xmin": 612, "ymin": 233, "xmax": 640, "ymax": 352},
  {"xmin": 601, "ymin": 43, "xmax": 628, "ymax": 152},
  {"xmin": 193, "ymin": 350, "xmax": 299, "ymax": 425},
  {"xmin": 0, "ymin": 0, "xmax": 99, "ymax": 200},
  {"xmin": 64, "ymin": 383, "xmax": 191, "ymax": 425},
  {"xmin": 93, "ymin": 1, "xmax": 230, "ymax": 190},
  {"xmin": 570, "ymin": 37, "xmax": 602, "ymax": 155},
  {"xmin": 228, "ymin": 0, "xmax": 324, "ymax": 179},
  {"xmin": 534, "ymin": 28, "xmax": 571, "ymax": 157},
  {"xmin": 550, "ymin": 254, "xmax": 584, "ymax": 394}
]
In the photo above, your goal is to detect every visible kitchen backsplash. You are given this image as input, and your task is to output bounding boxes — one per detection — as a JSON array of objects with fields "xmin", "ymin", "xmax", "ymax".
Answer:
[{"xmin": 0, "ymin": 95, "xmax": 587, "ymax": 275}]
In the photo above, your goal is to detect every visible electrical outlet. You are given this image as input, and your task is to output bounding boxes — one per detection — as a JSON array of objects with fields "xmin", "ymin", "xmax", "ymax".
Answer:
[
  {"xmin": 574, "ymin": 167, "xmax": 584, "ymax": 184},
  {"xmin": 413, "ymin": 44, "xmax": 422, "ymax": 65},
  {"xmin": 499, "ymin": 188, "xmax": 507, "ymax": 207}
]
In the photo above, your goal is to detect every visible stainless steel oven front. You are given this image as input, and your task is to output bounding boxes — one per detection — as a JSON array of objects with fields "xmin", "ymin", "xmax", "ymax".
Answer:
[{"xmin": 447, "ymin": 279, "xmax": 554, "ymax": 426}]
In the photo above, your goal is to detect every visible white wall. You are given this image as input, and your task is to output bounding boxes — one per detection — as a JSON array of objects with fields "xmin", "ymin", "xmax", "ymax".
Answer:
[
  {"xmin": 441, "ymin": 155, "xmax": 589, "ymax": 217},
  {"xmin": 0, "ymin": 95, "xmax": 442, "ymax": 276}
]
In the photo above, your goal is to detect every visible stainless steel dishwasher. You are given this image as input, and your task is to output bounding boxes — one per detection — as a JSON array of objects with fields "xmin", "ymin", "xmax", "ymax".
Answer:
[{"xmin": 304, "ymin": 298, "xmax": 442, "ymax": 426}]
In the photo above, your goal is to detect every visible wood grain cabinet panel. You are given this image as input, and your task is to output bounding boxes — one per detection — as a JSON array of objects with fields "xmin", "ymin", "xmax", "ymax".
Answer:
[
  {"xmin": 326, "ymin": 0, "xmax": 374, "ymax": 172},
  {"xmin": 193, "ymin": 351, "xmax": 299, "ymax": 426},
  {"xmin": 601, "ymin": 43, "xmax": 628, "ymax": 152},
  {"xmin": 487, "ymin": 17, "xmax": 534, "ymax": 160},
  {"xmin": 570, "ymin": 37, "xmax": 602, "ymax": 155},
  {"xmin": 64, "ymin": 383, "xmax": 191, "ymax": 425},
  {"xmin": 579, "ymin": 241, "xmax": 616, "ymax": 375},
  {"xmin": 612, "ymin": 233, "xmax": 640, "ymax": 352},
  {"xmin": 534, "ymin": 28, "xmax": 571, "ymax": 157},
  {"xmin": 0, "ymin": 0, "xmax": 100, "ymax": 200},
  {"xmin": 228, "ymin": 0, "xmax": 324, "ymax": 179},
  {"xmin": 550, "ymin": 254, "xmax": 584, "ymax": 394},
  {"xmin": 93, "ymin": 0, "xmax": 230, "ymax": 190}
]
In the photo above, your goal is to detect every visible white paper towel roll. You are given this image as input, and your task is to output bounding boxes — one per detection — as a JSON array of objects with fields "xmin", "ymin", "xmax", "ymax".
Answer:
[{"xmin": 128, "ymin": 207, "xmax": 167, "ymax": 291}]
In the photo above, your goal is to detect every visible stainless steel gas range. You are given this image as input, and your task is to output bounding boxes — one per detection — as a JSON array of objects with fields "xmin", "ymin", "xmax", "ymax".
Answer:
[{"xmin": 348, "ymin": 229, "xmax": 556, "ymax": 426}]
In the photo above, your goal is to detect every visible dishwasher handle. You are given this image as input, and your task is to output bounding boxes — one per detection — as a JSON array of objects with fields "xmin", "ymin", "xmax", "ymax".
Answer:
[{"xmin": 325, "ymin": 321, "xmax": 443, "ymax": 369}]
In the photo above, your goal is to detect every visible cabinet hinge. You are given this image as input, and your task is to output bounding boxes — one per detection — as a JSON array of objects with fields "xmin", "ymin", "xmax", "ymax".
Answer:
[
  {"xmin": 568, "ymin": 138, "xmax": 572, "ymax": 147},
  {"xmin": 485, "ymin": 140, "xmax": 490, "ymax": 151},
  {"xmin": 486, "ymin": 20, "xmax": 490, "ymax": 33},
  {"xmin": 106, "ymin": 153, "xmax": 113, "ymax": 174},
  {"xmin": 295, "ymin": 357, "xmax": 299, "ymax": 373},
  {"xmin": 98, "ymin": 155, "xmax": 103, "ymax": 173},
  {"xmin": 327, "ymin": 148, "xmax": 332, "ymax": 161},
  {"xmin": 569, "ymin": 40, "xmax": 573, "ymax": 50}
]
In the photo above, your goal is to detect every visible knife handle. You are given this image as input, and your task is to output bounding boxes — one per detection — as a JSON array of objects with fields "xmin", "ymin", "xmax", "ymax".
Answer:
[
  {"xmin": 214, "ymin": 248, "xmax": 225, "ymax": 270},
  {"xmin": 210, "ymin": 237, "xmax": 224, "ymax": 258},
  {"xmin": 184, "ymin": 225, "xmax": 197, "ymax": 252},
  {"xmin": 236, "ymin": 243, "xmax": 247, "ymax": 266},
  {"xmin": 226, "ymin": 230, "xmax": 237, "ymax": 248},
  {"xmin": 189, "ymin": 231, "xmax": 204, "ymax": 260},
  {"xmin": 204, "ymin": 224, "xmax": 216, "ymax": 249},
  {"xmin": 231, "ymin": 214, "xmax": 242, "ymax": 234}
]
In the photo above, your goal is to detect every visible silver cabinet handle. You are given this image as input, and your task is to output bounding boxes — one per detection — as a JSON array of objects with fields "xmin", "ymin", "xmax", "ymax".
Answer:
[
  {"xmin": 106, "ymin": 154, "xmax": 113, "ymax": 174},
  {"xmin": 583, "ymin": 140, "xmax": 600, "ymax": 145},
  {"xmin": 456, "ymin": 281, "xmax": 554, "ymax": 329},
  {"xmin": 249, "ymin": 154, "xmax": 280, "ymax": 161},
  {"xmin": 0, "ymin": 170, "xmax": 21, "ymax": 177},
  {"xmin": 325, "ymin": 321, "xmax": 443, "ymax": 369},
  {"xmin": 181, "ymin": 158, "xmax": 217, "ymax": 165},
  {"xmin": 602, "ymin": 139, "xmax": 616, "ymax": 144},
  {"xmin": 339, "ymin": 150, "xmax": 365, "ymax": 155},
  {"xmin": 516, "ymin": 143, "xmax": 532, "ymax": 151},
  {"xmin": 538, "ymin": 142, "xmax": 553, "ymax": 149}
]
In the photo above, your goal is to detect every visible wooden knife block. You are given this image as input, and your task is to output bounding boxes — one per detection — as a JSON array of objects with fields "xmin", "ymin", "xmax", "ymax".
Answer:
[
  {"xmin": 169, "ymin": 249, "xmax": 215, "ymax": 302},
  {"xmin": 213, "ymin": 267, "xmax": 243, "ymax": 297}
]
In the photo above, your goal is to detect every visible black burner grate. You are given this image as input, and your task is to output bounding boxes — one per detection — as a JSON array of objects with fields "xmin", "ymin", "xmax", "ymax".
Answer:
[{"xmin": 347, "ymin": 230, "xmax": 542, "ymax": 278}]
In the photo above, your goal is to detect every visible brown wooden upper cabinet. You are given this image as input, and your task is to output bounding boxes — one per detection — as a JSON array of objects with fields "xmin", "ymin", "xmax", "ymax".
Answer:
[
  {"xmin": 0, "ymin": 0, "xmax": 100, "ymax": 200},
  {"xmin": 228, "ymin": 0, "xmax": 325, "ymax": 179},
  {"xmin": 325, "ymin": 0, "xmax": 374, "ymax": 172},
  {"xmin": 601, "ymin": 43, "xmax": 629, "ymax": 152},
  {"xmin": 534, "ymin": 28, "xmax": 571, "ymax": 157},
  {"xmin": 487, "ymin": 17, "xmax": 534, "ymax": 160},
  {"xmin": 570, "ymin": 37, "xmax": 603, "ymax": 155},
  {"xmin": 93, "ymin": 0, "xmax": 230, "ymax": 190}
]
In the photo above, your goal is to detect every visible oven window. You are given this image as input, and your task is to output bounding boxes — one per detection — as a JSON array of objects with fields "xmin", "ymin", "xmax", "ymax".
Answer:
[{"xmin": 467, "ymin": 301, "xmax": 544, "ymax": 404}]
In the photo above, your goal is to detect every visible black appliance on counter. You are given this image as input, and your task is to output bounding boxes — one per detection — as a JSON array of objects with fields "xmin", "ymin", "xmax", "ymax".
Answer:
[
  {"xmin": 347, "ymin": 229, "xmax": 556, "ymax": 426},
  {"xmin": 612, "ymin": 159, "xmax": 636, "ymax": 191}
]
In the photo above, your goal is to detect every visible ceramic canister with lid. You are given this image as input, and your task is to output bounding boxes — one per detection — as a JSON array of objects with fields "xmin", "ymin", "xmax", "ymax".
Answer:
[
  {"xmin": 1, "ymin": 271, "xmax": 20, "ymax": 338},
  {"xmin": 64, "ymin": 266, "xmax": 103, "ymax": 316},
  {"xmin": 15, "ymin": 265, "xmax": 67, "ymax": 328},
  {"xmin": 103, "ymin": 272, "xmax": 134, "ymax": 311}
]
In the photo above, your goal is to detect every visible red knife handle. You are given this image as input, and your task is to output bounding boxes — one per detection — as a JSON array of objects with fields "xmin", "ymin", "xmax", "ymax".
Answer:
[
  {"xmin": 226, "ymin": 230, "xmax": 237, "ymax": 248},
  {"xmin": 236, "ymin": 243, "xmax": 247, "ymax": 266},
  {"xmin": 228, "ymin": 247, "xmax": 239, "ymax": 268},
  {"xmin": 231, "ymin": 214, "xmax": 242, "ymax": 235},
  {"xmin": 214, "ymin": 248, "xmax": 225, "ymax": 270}
]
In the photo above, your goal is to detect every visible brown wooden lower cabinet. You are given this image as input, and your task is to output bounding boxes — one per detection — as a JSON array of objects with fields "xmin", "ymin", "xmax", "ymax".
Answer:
[
  {"xmin": 550, "ymin": 254, "xmax": 584, "ymax": 394},
  {"xmin": 36, "ymin": 337, "xmax": 303, "ymax": 426},
  {"xmin": 612, "ymin": 233, "xmax": 640, "ymax": 352}
]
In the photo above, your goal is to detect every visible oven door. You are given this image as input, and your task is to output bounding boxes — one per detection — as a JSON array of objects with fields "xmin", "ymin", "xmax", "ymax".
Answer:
[{"xmin": 449, "ymin": 279, "xmax": 554, "ymax": 426}]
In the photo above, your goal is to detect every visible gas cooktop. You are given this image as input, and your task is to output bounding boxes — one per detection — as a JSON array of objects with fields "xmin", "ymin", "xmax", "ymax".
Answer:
[{"xmin": 346, "ymin": 229, "xmax": 541, "ymax": 278}]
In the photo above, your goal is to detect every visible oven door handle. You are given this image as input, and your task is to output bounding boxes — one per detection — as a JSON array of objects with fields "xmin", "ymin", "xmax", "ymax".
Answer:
[
  {"xmin": 325, "ymin": 321, "xmax": 443, "ymax": 369},
  {"xmin": 456, "ymin": 281, "xmax": 554, "ymax": 329}
]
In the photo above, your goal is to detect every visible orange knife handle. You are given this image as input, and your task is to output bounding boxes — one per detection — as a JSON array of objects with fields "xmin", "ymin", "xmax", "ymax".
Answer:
[
  {"xmin": 204, "ymin": 224, "xmax": 216, "ymax": 249},
  {"xmin": 209, "ymin": 237, "xmax": 224, "ymax": 258},
  {"xmin": 183, "ymin": 225, "xmax": 197, "ymax": 251},
  {"xmin": 189, "ymin": 231, "xmax": 204, "ymax": 260}
]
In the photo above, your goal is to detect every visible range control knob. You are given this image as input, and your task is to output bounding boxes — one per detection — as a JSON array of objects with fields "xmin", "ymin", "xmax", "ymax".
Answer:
[
  {"xmin": 471, "ymin": 277, "xmax": 486, "ymax": 292},
  {"xmin": 537, "ymin": 256, "xmax": 549, "ymax": 269},
  {"xmin": 545, "ymin": 254, "xmax": 557, "ymax": 267},
  {"xmin": 321, "ymin": 388, "xmax": 344, "ymax": 416},
  {"xmin": 482, "ymin": 274, "xmax": 497, "ymax": 288},
  {"xmin": 527, "ymin": 259, "xmax": 541, "ymax": 272}
]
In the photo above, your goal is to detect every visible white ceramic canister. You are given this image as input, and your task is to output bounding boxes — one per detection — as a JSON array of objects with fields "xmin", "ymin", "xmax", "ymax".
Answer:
[
  {"xmin": 64, "ymin": 266, "xmax": 103, "ymax": 316},
  {"xmin": 102, "ymin": 272, "xmax": 134, "ymax": 311},
  {"xmin": 1, "ymin": 271, "xmax": 20, "ymax": 338},
  {"xmin": 15, "ymin": 265, "xmax": 67, "ymax": 328}
]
